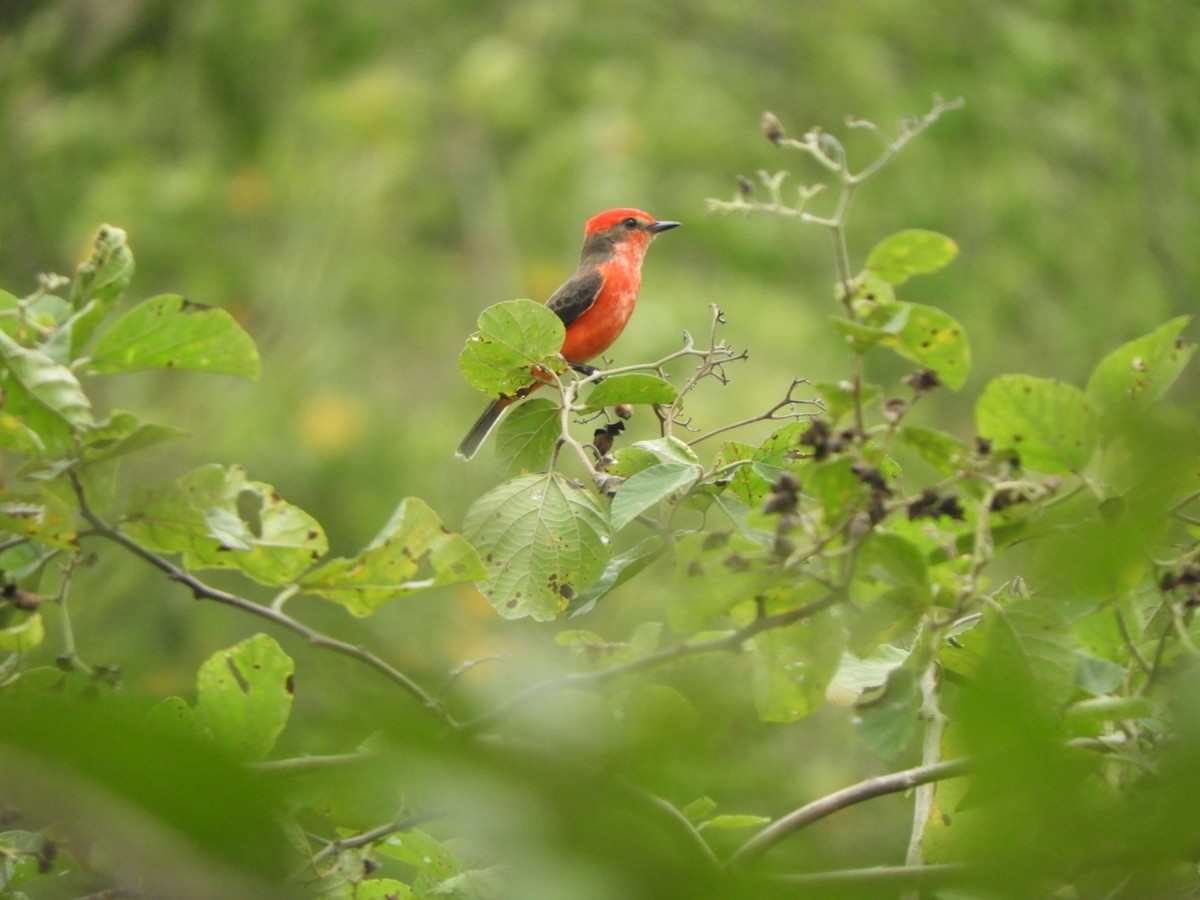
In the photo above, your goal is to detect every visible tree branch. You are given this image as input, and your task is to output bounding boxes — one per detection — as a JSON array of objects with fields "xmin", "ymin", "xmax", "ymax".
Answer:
[
  {"xmin": 727, "ymin": 757, "xmax": 971, "ymax": 868},
  {"xmin": 460, "ymin": 591, "xmax": 841, "ymax": 735},
  {"xmin": 68, "ymin": 473, "xmax": 459, "ymax": 731}
]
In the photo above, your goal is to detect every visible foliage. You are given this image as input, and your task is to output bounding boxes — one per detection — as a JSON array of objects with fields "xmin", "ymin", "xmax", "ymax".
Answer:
[{"xmin": 3, "ymin": 100, "xmax": 1200, "ymax": 900}]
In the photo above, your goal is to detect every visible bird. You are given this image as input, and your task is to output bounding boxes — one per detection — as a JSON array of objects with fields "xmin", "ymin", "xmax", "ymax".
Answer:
[{"xmin": 456, "ymin": 208, "xmax": 679, "ymax": 459}]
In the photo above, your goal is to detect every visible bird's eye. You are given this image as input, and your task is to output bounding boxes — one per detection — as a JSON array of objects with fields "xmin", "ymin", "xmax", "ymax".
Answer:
[{"xmin": 622, "ymin": 217, "xmax": 639, "ymax": 229}]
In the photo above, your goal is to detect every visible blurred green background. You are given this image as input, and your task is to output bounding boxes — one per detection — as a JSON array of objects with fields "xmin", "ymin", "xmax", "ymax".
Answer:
[{"xmin": 1, "ymin": 0, "xmax": 1198, "ymax": 884}]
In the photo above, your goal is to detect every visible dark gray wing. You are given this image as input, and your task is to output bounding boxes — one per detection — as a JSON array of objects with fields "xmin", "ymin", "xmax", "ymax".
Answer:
[{"xmin": 545, "ymin": 268, "xmax": 604, "ymax": 328}]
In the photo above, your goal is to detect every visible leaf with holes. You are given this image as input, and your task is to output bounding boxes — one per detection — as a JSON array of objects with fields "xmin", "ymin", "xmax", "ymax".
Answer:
[
  {"xmin": 192, "ymin": 634, "xmax": 294, "ymax": 761},
  {"xmin": 976, "ymin": 375, "xmax": 1098, "ymax": 473},
  {"xmin": 123, "ymin": 464, "xmax": 328, "ymax": 585},
  {"xmin": 463, "ymin": 473, "xmax": 611, "ymax": 620},
  {"xmin": 458, "ymin": 300, "xmax": 566, "ymax": 396},
  {"xmin": 88, "ymin": 294, "xmax": 260, "ymax": 379},
  {"xmin": 299, "ymin": 498, "xmax": 485, "ymax": 615}
]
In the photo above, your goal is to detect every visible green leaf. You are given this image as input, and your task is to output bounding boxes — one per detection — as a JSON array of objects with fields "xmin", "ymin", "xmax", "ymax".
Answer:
[
  {"xmin": 606, "ymin": 446, "xmax": 662, "ymax": 478},
  {"xmin": 855, "ymin": 664, "xmax": 920, "ymax": 759},
  {"xmin": 897, "ymin": 426, "xmax": 970, "ymax": 476},
  {"xmin": 193, "ymin": 634, "xmax": 294, "ymax": 761},
  {"xmin": 610, "ymin": 462, "xmax": 700, "ymax": 533},
  {"xmin": 463, "ymin": 473, "xmax": 611, "ymax": 620},
  {"xmin": 378, "ymin": 829, "xmax": 462, "ymax": 886},
  {"xmin": 987, "ymin": 597, "xmax": 1077, "ymax": 708},
  {"xmin": 631, "ymin": 435, "xmax": 701, "ymax": 466},
  {"xmin": 0, "ymin": 328, "xmax": 94, "ymax": 432},
  {"xmin": 582, "ymin": 373, "xmax": 677, "ymax": 409},
  {"xmin": 682, "ymin": 796, "xmax": 718, "ymax": 824},
  {"xmin": 1086, "ymin": 316, "xmax": 1194, "ymax": 418},
  {"xmin": 859, "ymin": 532, "xmax": 929, "ymax": 595},
  {"xmin": 697, "ymin": 814, "xmax": 772, "ymax": 831},
  {"xmin": 80, "ymin": 409, "xmax": 187, "ymax": 464},
  {"xmin": 0, "ymin": 410, "xmax": 44, "ymax": 456},
  {"xmin": 0, "ymin": 611, "xmax": 44, "ymax": 652},
  {"xmin": 124, "ymin": 464, "xmax": 328, "ymax": 585},
  {"xmin": 975, "ymin": 375, "xmax": 1099, "ymax": 473},
  {"xmin": 495, "ymin": 397, "xmax": 559, "ymax": 475},
  {"xmin": 814, "ymin": 379, "xmax": 883, "ymax": 425},
  {"xmin": 458, "ymin": 299, "xmax": 566, "ymax": 396},
  {"xmin": 299, "ymin": 497, "xmax": 485, "ymax": 616},
  {"xmin": 753, "ymin": 608, "xmax": 845, "ymax": 722},
  {"xmin": 829, "ymin": 645, "xmax": 910, "ymax": 697},
  {"xmin": 88, "ymin": 294, "xmax": 261, "ymax": 379},
  {"xmin": 806, "ymin": 457, "xmax": 867, "ymax": 524},
  {"xmin": 828, "ymin": 315, "xmax": 887, "ymax": 353},
  {"xmin": 68, "ymin": 224, "xmax": 135, "ymax": 308},
  {"xmin": 357, "ymin": 879, "xmax": 413, "ymax": 899},
  {"xmin": 66, "ymin": 224, "xmax": 135, "ymax": 354},
  {"xmin": 866, "ymin": 229, "xmax": 959, "ymax": 285},
  {"xmin": 0, "ymin": 491, "xmax": 78, "ymax": 549},
  {"xmin": 878, "ymin": 302, "xmax": 971, "ymax": 390},
  {"xmin": 0, "ymin": 694, "xmax": 291, "ymax": 886},
  {"xmin": 567, "ymin": 536, "xmax": 665, "ymax": 617},
  {"xmin": 1074, "ymin": 652, "xmax": 1126, "ymax": 697}
]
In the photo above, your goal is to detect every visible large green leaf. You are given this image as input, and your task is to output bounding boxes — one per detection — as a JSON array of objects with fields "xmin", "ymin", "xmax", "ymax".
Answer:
[
  {"xmin": 975, "ymin": 374, "xmax": 1099, "ymax": 473},
  {"xmin": 866, "ymin": 229, "xmax": 959, "ymax": 285},
  {"xmin": 123, "ymin": 464, "xmax": 327, "ymax": 585},
  {"xmin": 458, "ymin": 299, "xmax": 566, "ymax": 396},
  {"xmin": 88, "ymin": 294, "xmax": 261, "ymax": 379},
  {"xmin": 191, "ymin": 634, "xmax": 294, "ymax": 762},
  {"xmin": 494, "ymin": 397, "xmax": 560, "ymax": 475},
  {"xmin": 299, "ymin": 497, "xmax": 485, "ymax": 615},
  {"xmin": 463, "ymin": 473, "xmax": 611, "ymax": 620}
]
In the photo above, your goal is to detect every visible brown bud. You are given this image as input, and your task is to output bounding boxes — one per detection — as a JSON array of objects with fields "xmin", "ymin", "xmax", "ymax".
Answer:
[
  {"xmin": 762, "ymin": 111, "xmax": 786, "ymax": 145},
  {"xmin": 614, "ymin": 403, "xmax": 634, "ymax": 420},
  {"xmin": 904, "ymin": 368, "xmax": 942, "ymax": 394},
  {"xmin": 882, "ymin": 398, "xmax": 909, "ymax": 423},
  {"xmin": 736, "ymin": 175, "xmax": 754, "ymax": 197}
]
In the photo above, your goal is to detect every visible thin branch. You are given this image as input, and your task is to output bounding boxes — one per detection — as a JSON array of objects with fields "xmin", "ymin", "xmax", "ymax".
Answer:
[
  {"xmin": 304, "ymin": 810, "xmax": 445, "ymax": 872},
  {"xmin": 727, "ymin": 757, "xmax": 971, "ymax": 868},
  {"xmin": 749, "ymin": 862, "xmax": 980, "ymax": 889},
  {"xmin": 905, "ymin": 656, "xmax": 946, "ymax": 867},
  {"xmin": 461, "ymin": 591, "xmax": 841, "ymax": 735},
  {"xmin": 68, "ymin": 473, "xmax": 459, "ymax": 730},
  {"xmin": 688, "ymin": 377, "xmax": 820, "ymax": 446},
  {"xmin": 614, "ymin": 778, "xmax": 720, "ymax": 867}
]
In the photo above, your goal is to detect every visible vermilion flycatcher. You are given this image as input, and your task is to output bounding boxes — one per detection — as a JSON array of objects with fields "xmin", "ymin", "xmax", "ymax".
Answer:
[{"xmin": 456, "ymin": 208, "xmax": 680, "ymax": 459}]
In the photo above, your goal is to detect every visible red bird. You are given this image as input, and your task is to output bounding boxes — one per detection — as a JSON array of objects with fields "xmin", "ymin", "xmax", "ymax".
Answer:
[{"xmin": 456, "ymin": 208, "xmax": 679, "ymax": 459}]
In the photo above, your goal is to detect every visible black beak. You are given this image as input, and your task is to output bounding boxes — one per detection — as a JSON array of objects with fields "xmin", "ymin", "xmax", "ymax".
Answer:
[{"xmin": 648, "ymin": 220, "xmax": 681, "ymax": 233}]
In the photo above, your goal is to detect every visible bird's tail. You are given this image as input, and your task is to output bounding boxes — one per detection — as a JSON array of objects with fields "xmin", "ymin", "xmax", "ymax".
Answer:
[{"xmin": 456, "ymin": 396, "xmax": 515, "ymax": 460}]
